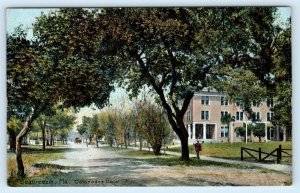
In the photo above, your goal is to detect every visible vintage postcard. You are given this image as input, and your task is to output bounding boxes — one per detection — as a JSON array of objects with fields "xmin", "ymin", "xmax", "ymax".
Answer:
[{"xmin": 6, "ymin": 7, "xmax": 292, "ymax": 187}]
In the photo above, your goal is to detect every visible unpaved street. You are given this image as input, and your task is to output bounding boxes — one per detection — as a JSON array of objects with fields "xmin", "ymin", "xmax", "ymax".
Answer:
[{"xmin": 27, "ymin": 144, "xmax": 291, "ymax": 186}]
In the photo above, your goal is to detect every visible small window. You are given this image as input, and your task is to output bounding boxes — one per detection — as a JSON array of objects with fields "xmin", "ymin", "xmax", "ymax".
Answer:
[
  {"xmin": 221, "ymin": 96, "xmax": 228, "ymax": 106},
  {"xmin": 235, "ymin": 101, "xmax": 243, "ymax": 107},
  {"xmin": 221, "ymin": 126, "xmax": 229, "ymax": 137},
  {"xmin": 254, "ymin": 112, "xmax": 260, "ymax": 121},
  {"xmin": 236, "ymin": 112, "xmax": 243, "ymax": 121},
  {"xmin": 201, "ymin": 96, "xmax": 209, "ymax": 105},
  {"xmin": 267, "ymin": 112, "xmax": 274, "ymax": 121},
  {"xmin": 267, "ymin": 98, "xmax": 274, "ymax": 107},
  {"xmin": 221, "ymin": 111, "xmax": 229, "ymax": 117},
  {"xmin": 201, "ymin": 111, "xmax": 209, "ymax": 120},
  {"xmin": 252, "ymin": 101, "xmax": 260, "ymax": 107}
]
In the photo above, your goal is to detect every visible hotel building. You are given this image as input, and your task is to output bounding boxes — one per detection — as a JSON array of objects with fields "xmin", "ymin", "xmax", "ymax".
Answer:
[{"xmin": 184, "ymin": 90, "xmax": 291, "ymax": 143}]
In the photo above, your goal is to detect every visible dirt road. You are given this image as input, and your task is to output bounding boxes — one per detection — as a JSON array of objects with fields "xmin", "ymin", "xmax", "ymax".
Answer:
[{"xmin": 26, "ymin": 144, "xmax": 291, "ymax": 186}]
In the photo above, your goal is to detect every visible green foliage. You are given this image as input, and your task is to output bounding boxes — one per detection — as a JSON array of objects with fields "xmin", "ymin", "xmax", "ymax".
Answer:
[
  {"xmin": 77, "ymin": 116, "xmax": 90, "ymax": 136},
  {"xmin": 100, "ymin": 111, "xmax": 118, "ymax": 147},
  {"xmin": 7, "ymin": 116, "xmax": 23, "ymax": 134},
  {"xmin": 250, "ymin": 123, "xmax": 266, "ymax": 141},
  {"xmin": 271, "ymin": 22, "xmax": 291, "ymax": 129},
  {"xmin": 220, "ymin": 113, "xmax": 235, "ymax": 126},
  {"xmin": 17, "ymin": 7, "xmax": 290, "ymax": 160},
  {"xmin": 235, "ymin": 126, "xmax": 250, "ymax": 138},
  {"xmin": 135, "ymin": 100, "xmax": 173, "ymax": 155},
  {"xmin": 48, "ymin": 109, "xmax": 76, "ymax": 139}
]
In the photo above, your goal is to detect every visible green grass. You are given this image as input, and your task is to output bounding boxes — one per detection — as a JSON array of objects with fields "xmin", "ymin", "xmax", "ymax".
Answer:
[
  {"xmin": 7, "ymin": 145, "xmax": 70, "ymax": 186},
  {"xmin": 119, "ymin": 150, "xmax": 156, "ymax": 157},
  {"xmin": 118, "ymin": 150, "xmax": 286, "ymax": 174},
  {"xmin": 166, "ymin": 142, "xmax": 292, "ymax": 164}
]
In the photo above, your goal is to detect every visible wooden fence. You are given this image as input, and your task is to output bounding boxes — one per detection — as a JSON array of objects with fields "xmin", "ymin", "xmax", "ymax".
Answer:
[{"xmin": 241, "ymin": 145, "xmax": 292, "ymax": 164}]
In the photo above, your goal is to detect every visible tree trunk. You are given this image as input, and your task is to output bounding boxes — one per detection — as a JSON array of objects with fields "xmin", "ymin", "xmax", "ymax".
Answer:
[
  {"xmin": 175, "ymin": 118, "xmax": 190, "ymax": 161},
  {"xmin": 16, "ymin": 109, "xmax": 41, "ymax": 178},
  {"xmin": 50, "ymin": 133, "xmax": 54, "ymax": 146},
  {"xmin": 9, "ymin": 130, "xmax": 16, "ymax": 151},
  {"xmin": 179, "ymin": 134, "xmax": 189, "ymax": 160},
  {"xmin": 124, "ymin": 131, "xmax": 127, "ymax": 149},
  {"xmin": 42, "ymin": 120, "xmax": 46, "ymax": 151},
  {"xmin": 152, "ymin": 144, "xmax": 162, "ymax": 155},
  {"xmin": 283, "ymin": 127, "xmax": 287, "ymax": 142},
  {"xmin": 139, "ymin": 137, "xmax": 143, "ymax": 151},
  {"xmin": 96, "ymin": 136, "xmax": 99, "ymax": 148}
]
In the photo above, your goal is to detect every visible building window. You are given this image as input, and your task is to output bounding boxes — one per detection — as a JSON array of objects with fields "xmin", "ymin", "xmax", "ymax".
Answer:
[
  {"xmin": 252, "ymin": 101, "xmax": 260, "ymax": 107},
  {"xmin": 221, "ymin": 96, "xmax": 228, "ymax": 106},
  {"xmin": 254, "ymin": 112, "xmax": 260, "ymax": 121},
  {"xmin": 221, "ymin": 126, "xmax": 229, "ymax": 137},
  {"xmin": 221, "ymin": 111, "xmax": 229, "ymax": 117},
  {"xmin": 235, "ymin": 100, "xmax": 243, "ymax": 107},
  {"xmin": 267, "ymin": 98, "xmax": 274, "ymax": 107},
  {"xmin": 267, "ymin": 112, "xmax": 274, "ymax": 121},
  {"xmin": 236, "ymin": 112, "xmax": 243, "ymax": 121},
  {"xmin": 201, "ymin": 96, "xmax": 209, "ymax": 105},
  {"xmin": 186, "ymin": 111, "xmax": 191, "ymax": 121},
  {"xmin": 201, "ymin": 111, "xmax": 209, "ymax": 120}
]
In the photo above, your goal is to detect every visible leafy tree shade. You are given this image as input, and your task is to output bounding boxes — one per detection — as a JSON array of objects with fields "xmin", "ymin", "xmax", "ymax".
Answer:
[
  {"xmin": 7, "ymin": 24, "xmax": 114, "ymax": 177},
  {"xmin": 211, "ymin": 8, "xmax": 291, "ymax": 132},
  {"xmin": 97, "ymin": 8, "xmax": 225, "ymax": 160},
  {"xmin": 97, "ymin": 8, "xmax": 289, "ymax": 159},
  {"xmin": 31, "ymin": 8, "xmax": 290, "ymax": 160}
]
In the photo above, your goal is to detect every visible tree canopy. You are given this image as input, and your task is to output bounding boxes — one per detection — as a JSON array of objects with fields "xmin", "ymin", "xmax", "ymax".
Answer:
[{"xmin": 9, "ymin": 7, "xmax": 291, "ymax": 168}]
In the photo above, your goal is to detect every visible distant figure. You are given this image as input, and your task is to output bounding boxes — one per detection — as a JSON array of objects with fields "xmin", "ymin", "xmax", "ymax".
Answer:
[
  {"xmin": 194, "ymin": 140, "xmax": 202, "ymax": 159},
  {"xmin": 75, "ymin": 137, "xmax": 82, "ymax": 144}
]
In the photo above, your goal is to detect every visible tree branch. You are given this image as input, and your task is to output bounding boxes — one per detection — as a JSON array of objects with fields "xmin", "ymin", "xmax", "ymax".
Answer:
[{"xmin": 134, "ymin": 53, "xmax": 180, "ymax": 131}]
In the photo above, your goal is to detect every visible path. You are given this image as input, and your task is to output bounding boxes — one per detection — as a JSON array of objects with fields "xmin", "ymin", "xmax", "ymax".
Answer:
[
  {"xmin": 30, "ymin": 143, "xmax": 292, "ymax": 186},
  {"xmin": 126, "ymin": 146, "xmax": 292, "ymax": 172},
  {"xmin": 168, "ymin": 150, "xmax": 291, "ymax": 172}
]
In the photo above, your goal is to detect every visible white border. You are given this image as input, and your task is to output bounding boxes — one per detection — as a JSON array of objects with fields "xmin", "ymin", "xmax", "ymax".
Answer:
[{"xmin": 1, "ymin": 1, "xmax": 299, "ymax": 193}]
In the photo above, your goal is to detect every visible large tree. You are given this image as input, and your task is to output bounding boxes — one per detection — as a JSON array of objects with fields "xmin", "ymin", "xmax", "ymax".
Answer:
[
  {"xmin": 7, "ymin": 20, "xmax": 114, "ymax": 177},
  {"xmin": 97, "ymin": 8, "xmax": 224, "ymax": 160},
  {"xmin": 32, "ymin": 8, "xmax": 289, "ymax": 160},
  {"xmin": 270, "ymin": 21, "xmax": 292, "ymax": 134},
  {"xmin": 211, "ymin": 8, "xmax": 291, "ymax": 123}
]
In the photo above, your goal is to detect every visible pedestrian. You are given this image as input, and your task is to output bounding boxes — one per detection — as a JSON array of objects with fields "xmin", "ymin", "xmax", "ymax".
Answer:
[{"xmin": 194, "ymin": 140, "xmax": 202, "ymax": 159}]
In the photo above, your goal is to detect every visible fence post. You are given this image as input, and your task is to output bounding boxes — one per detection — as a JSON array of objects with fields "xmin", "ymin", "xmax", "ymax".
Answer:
[
  {"xmin": 279, "ymin": 145, "xmax": 282, "ymax": 162},
  {"xmin": 277, "ymin": 146, "xmax": 281, "ymax": 164},
  {"xmin": 241, "ymin": 147, "xmax": 244, "ymax": 161},
  {"xmin": 259, "ymin": 148, "xmax": 262, "ymax": 162}
]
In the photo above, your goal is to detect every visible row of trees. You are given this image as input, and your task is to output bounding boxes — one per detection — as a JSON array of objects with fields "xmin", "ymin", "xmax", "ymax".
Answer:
[
  {"xmin": 76, "ymin": 100, "xmax": 174, "ymax": 155},
  {"xmin": 8, "ymin": 8, "xmax": 291, "ymax": 177},
  {"xmin": 235, "ymin": 123, "xmax": 266, "ymax": 142},
  {"xmin": 7, "ymin": 107, "xmax": 76, "ymax": 151}
]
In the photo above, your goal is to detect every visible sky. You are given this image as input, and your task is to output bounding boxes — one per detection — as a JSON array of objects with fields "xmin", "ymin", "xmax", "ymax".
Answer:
[{"xmin": 6, "ymin": 7, "xmax": 291, "ymax": 127}]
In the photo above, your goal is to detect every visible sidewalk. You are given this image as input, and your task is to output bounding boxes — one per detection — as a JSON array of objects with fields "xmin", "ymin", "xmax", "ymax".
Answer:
[{"xmin": 127, "ymin": 146, "xmax": 292, "ymax": 173}]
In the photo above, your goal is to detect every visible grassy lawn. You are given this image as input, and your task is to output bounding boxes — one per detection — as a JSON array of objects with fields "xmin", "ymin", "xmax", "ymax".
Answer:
[
  {"xmin": 165, "ymin": 142, "xmax": 292, "ymax": 164},
  {"xmin": 7, "ymin": 145, "xmax": 70, "ymax": 186},
  {"xmin": 118, "ymin": 150, "xmax": 287, "ymax": 174}
]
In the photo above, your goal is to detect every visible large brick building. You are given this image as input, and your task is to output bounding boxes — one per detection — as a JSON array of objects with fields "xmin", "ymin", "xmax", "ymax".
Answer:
[{"xmin": 184, "ymin": 90, "xmax": 291, "ymax": 143}]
